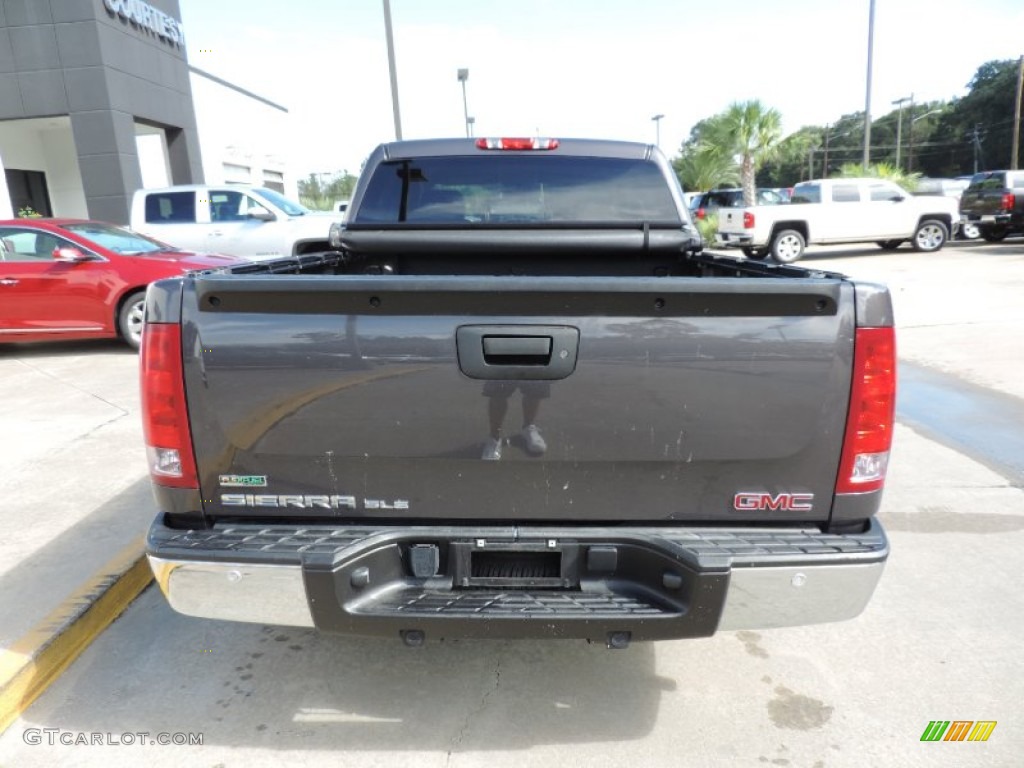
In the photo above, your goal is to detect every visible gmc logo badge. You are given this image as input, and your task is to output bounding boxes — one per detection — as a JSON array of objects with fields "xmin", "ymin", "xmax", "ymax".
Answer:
[{"xmin": 734, "ymin": 492, "xmax": 814, "ymax": 512}]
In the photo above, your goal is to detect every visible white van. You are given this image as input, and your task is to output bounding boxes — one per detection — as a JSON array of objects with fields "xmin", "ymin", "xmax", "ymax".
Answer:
[{"xmin": 131, "ymin": 185, "xmax": 341, "ymax": 260}]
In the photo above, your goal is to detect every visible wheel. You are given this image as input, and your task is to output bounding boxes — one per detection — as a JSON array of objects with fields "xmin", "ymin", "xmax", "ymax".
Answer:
[
  {"xmin": 118, "ymin": 290, "xmax": 146, "ymax": 350},
  {"xmin": 770, "ymin": 229, "xmax": 805, "ymax": 264},
  {"xmin": 876, "ymin": 240, "xmax": 903, "ymax": 250},
  {"xmin": 960, "ymin": 221, "xmax": 980, "ymax": 240},
  {"xmin": 981, "ymin": 226, "xmax": 1009, "ymax": 242},
  {"xmin": 911, "ymin": 219, "xmax": 948, "ymax": 252},
  {"xmin": 742, "ymin": 247, "xmax": 770, "ymax": 260}
]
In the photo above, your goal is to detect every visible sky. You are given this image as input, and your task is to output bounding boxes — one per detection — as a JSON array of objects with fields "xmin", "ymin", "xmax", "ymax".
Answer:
[{"xmin": 177, "ymin": 0, "xmax": 1024, "ymax": 179}]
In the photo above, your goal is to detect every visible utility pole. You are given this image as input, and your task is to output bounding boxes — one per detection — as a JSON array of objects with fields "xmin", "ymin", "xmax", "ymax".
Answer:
[
  {"xmin": 823, "ymin": 125, "xmax": 832, "ymax": 177},
  {"xmin": 892, "ymin": 95, "xmax": 912, "ymax": 170},
  {"xmin": 906, "ymin": 95, "xmax": 916, "ymax": 172},
  {"xmin": 1012, "ymin": 55, "xmax": 1023, "ymax": 170},
  {"xmin": 863, "ymin": 0, "xmax": 876, "ymax": 167},
  {"xmin": 971, "ymin": 124, "xmax": 984, "ymax": 174},
  {"xmin": 382, "ymin": 0, "xmax": 403, "ymax": 140}
]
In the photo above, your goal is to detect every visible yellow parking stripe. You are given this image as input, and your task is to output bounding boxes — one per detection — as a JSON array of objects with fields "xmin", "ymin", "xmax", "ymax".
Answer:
[{"xmin": 0, "ymin": 538, "xmax": 152, "ymax": 734}]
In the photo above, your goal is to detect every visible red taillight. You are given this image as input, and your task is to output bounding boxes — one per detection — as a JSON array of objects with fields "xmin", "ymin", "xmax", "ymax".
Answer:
[
  {"xmin": 475, "ymin": 137, "xmax": 560, "ymax": 151},
  {"xmin": 695, "ymin": 208, "xmax": 706, "ymax": 220},
  {"xmin": 743, "ymin": 211, "xmax": 755, "ymax": 229},
  {"xmin": 140, "ymin": 323, "xmax": 198, "ymax": 488},
  {"xmin": 1002, "ymin": 193, "xmax": 1015, "ymax": 211},
  {"xmin": 836, "ymin": 327, "xmax": 896, "ymax": 495}
]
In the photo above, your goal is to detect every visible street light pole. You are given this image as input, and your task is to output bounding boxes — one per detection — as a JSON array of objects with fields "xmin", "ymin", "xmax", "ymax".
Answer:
[
  {"xmin": 651, "ymin": 114, "xmax": 664, "ymax": 148},
  {"xmin": 892, "ymin": 95, "xmax": 911, "ymax": 170},
  {"xmin": 457, "ymin": 68, "xmax": 471, "ymax": 138},
  {"xmin": 823, "ymin": 124, "xmax": 832, "ymax": 177},
  {"xmin": 863, "ymin": 0, "xmax": 876, "ymax": 167},
  {"xmin": 382, "ymin": 0, "xmax": 402, "ymax": 140},
  {"xmin": 909, "ymin": 105, "xmax": 940, "ymax": 173}
]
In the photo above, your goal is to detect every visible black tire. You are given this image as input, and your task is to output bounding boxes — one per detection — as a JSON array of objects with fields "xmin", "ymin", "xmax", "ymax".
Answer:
[
  {"xmin": 770, "ymin": 229, "xmax": 805, "ymax": 264},
  {"xmin": 981, "ymin": 226, "xmax": 1009, "ymax": 242},
  {"xmin": 742, "ymin": 247, "xmax": 770, "ymax": 260},
  {"xmin": 911, "ymin": 219, "xmax": 948, "ymax": 252},
  {"xmin": 118, "ymin": 290, "xmax": 146, "ymax": 350},
  {"xmin": 876, "ymin": 240, "xmax": 903, "ymax": 250}
]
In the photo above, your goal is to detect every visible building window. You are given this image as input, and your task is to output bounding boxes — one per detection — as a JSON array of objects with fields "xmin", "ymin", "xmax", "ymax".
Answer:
[
  {"xmin": 262, "ymin": 170, "xmax": 285, "ymax": 193},
  {"xmin": 144, "ymin": 191, "xmax": 196, "ymax": 223},
  {"xmin": 223, "ymin": 163, "xmax": 251, "ymax": 184},
  {"xmin": 5, "ymin": 170, "xmax": 53, "ymax": 218}
]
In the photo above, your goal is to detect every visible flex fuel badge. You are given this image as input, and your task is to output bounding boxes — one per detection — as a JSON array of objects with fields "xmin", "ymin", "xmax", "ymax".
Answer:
[{"xmin": 219, "ymin": 474, "xmax": 268, "ymax": 488}]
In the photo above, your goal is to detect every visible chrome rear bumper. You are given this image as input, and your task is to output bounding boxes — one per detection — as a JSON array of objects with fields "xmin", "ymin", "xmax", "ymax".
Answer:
[{"xmin": 147, "ymin": 519, "xmax": 887, "ymax": 640}]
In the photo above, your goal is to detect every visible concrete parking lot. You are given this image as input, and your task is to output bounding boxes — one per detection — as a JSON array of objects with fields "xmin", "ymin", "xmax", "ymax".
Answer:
[{"xmin": 1, "ymin": 240, "xmax": 1022, "ymax": 767}]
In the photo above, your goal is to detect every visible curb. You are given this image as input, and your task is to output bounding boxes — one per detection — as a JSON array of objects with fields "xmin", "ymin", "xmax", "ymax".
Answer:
[{"xmin": 0, "ymin": 538, "xmax": 153, "ymax": 734}]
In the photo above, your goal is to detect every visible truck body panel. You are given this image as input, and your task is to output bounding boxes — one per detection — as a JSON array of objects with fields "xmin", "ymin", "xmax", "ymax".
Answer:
[{"xmin": 181, "ymin": 275, "xmax": 853, "ymax": 525}]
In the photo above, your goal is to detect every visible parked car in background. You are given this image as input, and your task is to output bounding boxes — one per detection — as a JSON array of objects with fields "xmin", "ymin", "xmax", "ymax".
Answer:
[
  {"xmin": 959, "ymin": 170, "xmax": 1024, "ymax": 242},
  {"xmin": 688, "ymin": 187, "xmax": 788, "ymax": 220},
  {"xmin": 0, "ymin": 219, "xmax": 240, "ymax": 349},
  {"xmin": 130, "ymin": 185, "xmax": 342, "ymax": 260}
]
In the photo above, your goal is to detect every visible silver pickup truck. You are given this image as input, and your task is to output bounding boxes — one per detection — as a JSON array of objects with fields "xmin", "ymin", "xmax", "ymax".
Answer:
[
  {"xmin": 142, "ymin": 138, "xmax": 895, "ymax": 647},
  {"xmin": 717, "ymin": 177, "xmax": 959, "ymax": 263}
]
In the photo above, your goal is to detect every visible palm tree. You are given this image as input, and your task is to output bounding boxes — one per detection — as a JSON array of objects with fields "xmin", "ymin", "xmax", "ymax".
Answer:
[
  {"xmin": 836, "ymin": 162, "xmax": 921, "ymax": 192},
  {"xmin": 708, "ymin": 101, "xmax": 783, "ymax": 205}
]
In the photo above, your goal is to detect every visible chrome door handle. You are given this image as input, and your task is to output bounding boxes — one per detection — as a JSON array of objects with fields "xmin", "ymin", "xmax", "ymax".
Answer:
[{"xmin": 0, "ymin": 278, "xmax": 19, "ymax": 286}]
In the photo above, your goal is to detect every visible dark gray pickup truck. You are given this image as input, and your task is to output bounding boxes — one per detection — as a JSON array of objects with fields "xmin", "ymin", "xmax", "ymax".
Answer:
[
  {"xmin": 143, "ymin": 138, "xmax": 896, "ymax": 647},
  {"xmin": 959, "ymin": 169, "xmax": 1024, "ymax": 242}
]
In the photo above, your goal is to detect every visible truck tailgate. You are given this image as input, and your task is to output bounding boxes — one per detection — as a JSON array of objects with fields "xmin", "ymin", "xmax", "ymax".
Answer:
[{"xmin": 182, "ymin": 275, "xmax": 853, "ymax": 524}]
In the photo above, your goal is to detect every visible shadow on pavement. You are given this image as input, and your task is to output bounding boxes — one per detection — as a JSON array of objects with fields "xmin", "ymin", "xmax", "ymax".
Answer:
[
  {"xmin": 0, "ymin": 339, "xmax": 135, "ymax": 359},
  {"xmin": 22, "ymin": 588, "xmax": 678, "ymax": 751}
]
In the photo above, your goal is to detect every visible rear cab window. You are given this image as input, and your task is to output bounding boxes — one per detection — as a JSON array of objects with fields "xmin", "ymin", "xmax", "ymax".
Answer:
[
  {"xmin": 352, "ymin": 156, "xmax": 681, "ymax": 226},
  {"xmin": 967, "ymin": 172, "xmax": 1008, "ymax": 191}
]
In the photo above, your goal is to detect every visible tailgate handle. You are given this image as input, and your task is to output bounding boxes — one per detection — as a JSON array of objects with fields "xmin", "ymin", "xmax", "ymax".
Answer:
[
  {"xmin": 457, "ymin": 325, "xmax": 579, "ymax": 380},
  {"xmin": 483, "ymin": 335, "xmax": 551, "ymax": 361}
]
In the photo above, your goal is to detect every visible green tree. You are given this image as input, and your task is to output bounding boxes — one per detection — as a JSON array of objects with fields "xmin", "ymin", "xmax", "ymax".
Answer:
[
  {"xmin": 298, "ymin": 171, "xmax": 359, "ymax": 210},
  {"xmin": 706, "ymin": 100, "xmax": 784, "ymax": 205},
  {"xmin": 759, "ymin": 126, "xmax": 821, "ymax": 186},
  {"xmin": 921, "ymin": 59, "xmax": 1024, "ymax": 176}
]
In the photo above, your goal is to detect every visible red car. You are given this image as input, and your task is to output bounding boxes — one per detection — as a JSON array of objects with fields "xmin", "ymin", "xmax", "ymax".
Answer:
[{"xmin": 0, "ymin": 219, "xmax": 241, "ymax": 349}]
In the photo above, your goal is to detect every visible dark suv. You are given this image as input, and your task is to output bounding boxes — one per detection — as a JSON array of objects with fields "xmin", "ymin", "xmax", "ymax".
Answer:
[
  {"xmin": 959, "ymin": 171, "xmax": 1024, "ymax": 241},
  {"xmin": 689, "ymin": 188, "xmax": 788, "ymax": 220}
]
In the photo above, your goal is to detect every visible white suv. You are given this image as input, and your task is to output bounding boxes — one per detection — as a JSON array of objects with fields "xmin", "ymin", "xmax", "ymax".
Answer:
[{"xmin": 130, "ymin": 185, "xmax": 341, "ymax": 260}]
